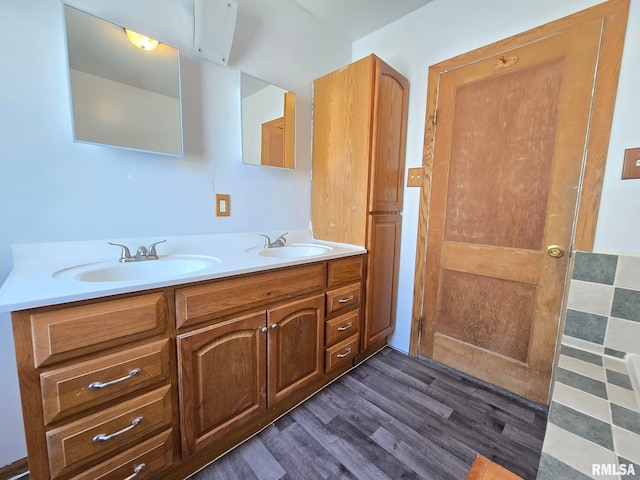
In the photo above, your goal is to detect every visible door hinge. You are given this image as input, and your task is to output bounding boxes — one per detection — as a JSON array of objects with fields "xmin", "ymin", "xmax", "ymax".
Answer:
[
  {"xmin": 418, "ymin": 316, "xmax": 424, "ymax": 334},
  {"xmin": 432, "ymin": 110, "xmax": 437, "ymax": 126}
]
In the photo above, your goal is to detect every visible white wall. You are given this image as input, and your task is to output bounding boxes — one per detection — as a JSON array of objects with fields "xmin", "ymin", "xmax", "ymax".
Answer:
[
  {"xmin": 352, "ymin": 0, "xmax": 640, "ymax": 353},
  {"xmin": 0, "ymin": 0, "xmax": 350, "ymax": 466}
]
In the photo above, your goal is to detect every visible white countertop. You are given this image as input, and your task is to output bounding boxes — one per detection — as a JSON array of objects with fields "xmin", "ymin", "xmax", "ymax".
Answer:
[{"xmin": 0, "ymin": 230, "xmax": 366, "ymax": 313}]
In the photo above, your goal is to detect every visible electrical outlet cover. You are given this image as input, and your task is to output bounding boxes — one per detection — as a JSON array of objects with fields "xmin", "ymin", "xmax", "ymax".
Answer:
[
  {"xmin": 622, "ymin": 147, "xmax": 640, "ymax": 180},
  {"xmin": 216, "ymin": 194, "xmax": 230, "ymax": 216}
]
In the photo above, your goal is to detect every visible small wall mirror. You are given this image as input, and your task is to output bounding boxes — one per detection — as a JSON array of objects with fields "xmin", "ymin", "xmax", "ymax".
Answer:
[
  {"xmin": 241, "ymin": 73, "xmax": 295, "ymax": 169},
  {"xmin": 63, "ymin": 4, "xmax": 183, "ymax": 156}
]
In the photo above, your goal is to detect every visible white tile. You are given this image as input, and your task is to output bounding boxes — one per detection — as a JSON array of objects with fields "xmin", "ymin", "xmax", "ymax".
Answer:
[
  {"xmin": 553, "ymin": 382, "xmax": 611, "ymax": 423},
  {"xmin": 605, "ymin": 318, "xmax": 640, "ymax": 355},
  {"xmin": 563, "ymin": 336, "xmax": 605, "ymax": 355},
  {"xmin": 615, "ymin": 256, "xmax": 640, "ymax": 291},
  {"xmin": 542, "ymin": 423, "xmax": 619, "ymax": 479},
  {"xmin": 612, "ymin": 425, "xmax": 640, "ymax": 465},
  {"xmin": 608, "ymin": 384, "xmax": 640, "ymax": 411},
  {"xmin": 603, "ymin": 356, "xmax": 629, "ymax": 374},
  {"xmin": 568, "ymin": 280, "xmax": 615, "ymax": 316},
  {"xmin": 559, "ymin": 354, "xmax": 607, "ymax": 381}
]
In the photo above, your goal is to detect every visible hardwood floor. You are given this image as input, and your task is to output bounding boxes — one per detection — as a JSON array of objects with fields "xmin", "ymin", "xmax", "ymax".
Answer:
[{"xmin": 190, "ymin": 348, "xmax": 547, "ymax": 480}]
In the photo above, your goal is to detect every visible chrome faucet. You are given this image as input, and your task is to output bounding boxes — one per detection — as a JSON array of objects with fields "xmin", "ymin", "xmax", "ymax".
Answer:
[
  {"xmin": 108, "ymin": 240, "xmax": 166, "ymax": 262},
  {"xmin": 259, "ymin": 232, "xmax": 288, "ymax": 248}
]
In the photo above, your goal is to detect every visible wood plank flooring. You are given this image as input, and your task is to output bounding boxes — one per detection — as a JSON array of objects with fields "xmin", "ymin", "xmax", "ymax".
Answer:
[{"xmin": 190, "ymin": 348, "xmax": 547, "ymax": 480}]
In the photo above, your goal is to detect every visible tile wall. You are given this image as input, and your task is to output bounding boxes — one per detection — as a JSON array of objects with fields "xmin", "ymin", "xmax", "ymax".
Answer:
[
  {"xmin": 539, "ymin": 344, "xmax": 640, "ymax": 480},
  {"xmin": 537, "ymin": 251, "xmax": 640, "ymax": 480},
  {"xmin": 563, "ymin": 252, "xmax": 640, "ymax": 358}
]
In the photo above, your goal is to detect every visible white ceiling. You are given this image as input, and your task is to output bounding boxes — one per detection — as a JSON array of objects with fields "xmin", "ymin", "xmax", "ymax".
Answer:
[{"xmin": 292, "ymin": 0, "xmax": 435, "ymax": 41}]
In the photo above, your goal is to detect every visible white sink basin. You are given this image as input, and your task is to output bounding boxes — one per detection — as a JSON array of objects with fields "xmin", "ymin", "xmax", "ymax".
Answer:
[
  {"xmin": 249, "ymin": 243, "xmax": 333, "ymax": 258},
  {"xmin": 53, "ymin": 255, "xmax": 221, "ymax": 283}
]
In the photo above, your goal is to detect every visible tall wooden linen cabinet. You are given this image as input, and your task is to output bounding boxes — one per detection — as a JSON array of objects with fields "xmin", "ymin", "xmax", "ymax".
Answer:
[{"xmin": 312, "ymin": 54, "xmax": 409, "ymax": 357}]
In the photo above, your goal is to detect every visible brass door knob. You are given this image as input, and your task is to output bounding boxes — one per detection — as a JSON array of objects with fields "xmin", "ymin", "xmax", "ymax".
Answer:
[{"xmin": 547, "ymin": 245, "xmax": 565, "ymax": 258}]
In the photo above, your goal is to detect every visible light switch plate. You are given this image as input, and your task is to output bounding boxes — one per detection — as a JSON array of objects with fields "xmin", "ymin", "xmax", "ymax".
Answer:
[
  {"xmin": 622, "ymin": 148, "xmax": 640, "ymax": 180},
  {"xmin": 407, "ymin": 167, "xmax": 425, "ymax": 187},
  {"xmin": 216, "ymin": 194, "xmax": 230, "ymax": 216}
]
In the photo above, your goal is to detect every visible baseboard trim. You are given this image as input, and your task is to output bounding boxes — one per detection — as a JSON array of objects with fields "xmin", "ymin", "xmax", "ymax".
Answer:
[{"xmin": 0, "ymin": 458, "xmax": 28, "ymax": 480}]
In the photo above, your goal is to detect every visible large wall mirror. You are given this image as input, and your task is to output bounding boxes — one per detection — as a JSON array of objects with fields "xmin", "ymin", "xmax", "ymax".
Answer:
[
  {"xmin": 63, "ymin": 4, "xmax": 183, "ymax": 156},
  {"xmin": 241, "ymin": 73, "xmax": 295, "ymax": 169}
]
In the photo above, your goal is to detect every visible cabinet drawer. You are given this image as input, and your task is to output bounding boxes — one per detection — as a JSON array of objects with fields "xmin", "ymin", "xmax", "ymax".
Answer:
[
  {"xmin": 176, "ymin": 263, "xmax": 326, "ymax": 329},
  {"xmin": 326, "ymin": 283, "xmax": 361, "ymax": 317},
  {"xmin": 41, "ymin": 339, "xmax": 171, "ymax": 425},
  {"xmin": 46, "ymin": 385, "xmax": 172, "ymax": 479},
  {"xmin": 69, "ymin": 429, "xmax": 175, "ymax": 480},
  {"xmin": 327, "ymin": 256, "xmax": 363, "ymax": 288},
  {"xmin": 30, "ymin": 293, "xmax": 167, "ymax": 367},
  {"xmin": 325, "ymin": 335, "xmax": 359, "ymax": 373},
  {"xmin": 325, "ymin": 310, "xmax": 359, "ymax": 347}
]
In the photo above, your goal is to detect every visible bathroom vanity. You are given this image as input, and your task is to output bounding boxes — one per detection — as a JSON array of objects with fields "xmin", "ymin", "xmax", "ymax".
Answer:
[{"xmin": 0, "ymin": 232, "xmax": 367, "ymax": 480}]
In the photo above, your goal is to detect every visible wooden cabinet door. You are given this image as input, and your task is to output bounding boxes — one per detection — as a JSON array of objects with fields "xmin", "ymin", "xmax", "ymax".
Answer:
[
  {"xmin": 267, "ymin": 295, "xmax": 324, "ymax": 405},
  {"xmin": 369, "ymin": 58, "xmax": 409, "ymax": 214},
  {"xmin": 311, "ymin": 55, "xmax": 373, "ymax": 246},
  {"xmin": 364, "ymin": 214, "xmax": 402, "ymax": 349},
  {"xmin": 177, "ymin": 312, "xmax": 267, "ymax": 457}
]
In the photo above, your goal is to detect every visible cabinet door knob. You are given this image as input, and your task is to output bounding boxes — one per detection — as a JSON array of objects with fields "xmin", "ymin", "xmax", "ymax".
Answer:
[
  {"xmin": 260, "ymin": 327, "xmax": 268, "ymax": 333},
  {"xmin": 270, "ymin": 324, "xmax": 278, "ymax": 329}
]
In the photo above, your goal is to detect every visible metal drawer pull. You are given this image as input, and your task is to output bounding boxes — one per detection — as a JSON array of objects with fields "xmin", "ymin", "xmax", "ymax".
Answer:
[
  {"xmin": 337, "ymin": 323, "xmax": 353, "ymax": 331},
  {"xmin": 338, "ymin": 296, "xmax": 354, "ymax": 304},
  {"xmin": 336, "ymin": 349, "xmax": 352, "ymax": 359},
  {"xmin": 123, "ymin": 463, "xmax": 146, "ymax": 480},
  {"xmin": 89, "ymin": 368, "xmax": 142, "ymax": 390},
  {"xmin": 92, "ymin": 416, "xmax": 143, "ymax": 443}
]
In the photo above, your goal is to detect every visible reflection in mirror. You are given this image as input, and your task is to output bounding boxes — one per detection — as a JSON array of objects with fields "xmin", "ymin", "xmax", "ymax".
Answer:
[
  {"xmin": 241, "ymin": 73, "xmax": 295, "ymax": 169},
  {"xmin": 63, "ymin": 4, "xmax": 183, "ymax": 156}
]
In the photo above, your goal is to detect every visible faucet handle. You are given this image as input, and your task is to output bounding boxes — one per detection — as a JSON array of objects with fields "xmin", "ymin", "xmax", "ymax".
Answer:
[
  {"xmin": 108, "ymin": 242, "xmax": 132, "ymax": 262},
  {"xmin": 147, "ymin": 240, "xmax": 166, "ymax": 259},
  {"xmin": 274, "ymin": 232, "xmax": 288, "ymax": 246},
  {"xmin": 259, "ymin": 234, "xmax": 272, "ymax": 248}
]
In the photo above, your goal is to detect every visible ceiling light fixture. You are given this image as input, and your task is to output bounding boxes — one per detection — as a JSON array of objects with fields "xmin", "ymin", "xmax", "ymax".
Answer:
[{"xmin": 125, "ymin": 28, "xmax": 159, "ymax": 51}]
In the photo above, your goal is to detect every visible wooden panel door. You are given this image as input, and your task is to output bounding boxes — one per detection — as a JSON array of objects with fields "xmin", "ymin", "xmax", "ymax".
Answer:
[
  {"xmin": 420, "ymin": 19, "xmax": 605, "ymax": 404},
  {"xmin": 363, "ymin": 214, "xmax": 402, "ymax": 350},
  {"xmin": 267, "ymin": 295, "xmax": 324, "ymax": 405},
  {"xmin": 177, "ymin": 312, "xmax": 266, "ymax": 457},
  {"xmin": 261, "ymin": 117, "xmax": 284, "ymax": 167},
  {"xmin": 369, "ymin": 58, "xmax": 409, "ymax": 213}
]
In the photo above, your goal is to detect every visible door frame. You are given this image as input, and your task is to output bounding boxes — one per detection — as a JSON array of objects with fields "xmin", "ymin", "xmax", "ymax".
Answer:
[{"xmin": 410, "ymin": 0, "xmax": 630, "ymax": 359}]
